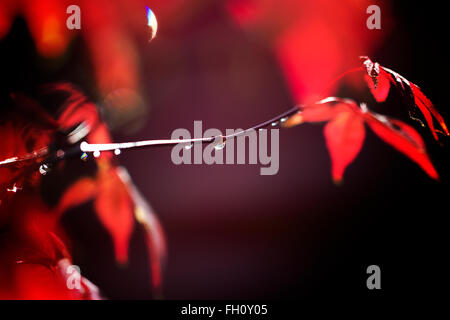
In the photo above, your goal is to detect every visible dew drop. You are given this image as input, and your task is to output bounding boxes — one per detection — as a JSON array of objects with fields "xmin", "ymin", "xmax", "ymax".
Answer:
[
  {"xmin": 93, "ymin": 150, "xmax": 101, "ymax": 158},
  {"xmin": 214, "ymin": 143, "xmax": 226, "ymax": 150},
  {"xmin": 80, "ymin": 152, "xmax": 88, "ymax": 161},
  {"xmin": 114, "ymin": 149, "xmax": 121, "ymax": 155},
  {"xmin": 39, "ymin": 164, "xmax": 51, "ymax": 175},
  {"xmin": 271, "ymin": 121, "xmax": 278, "ymax": 127},
  {"xmin": 214, "ymin": 136, "xmax": 226, "ymax": 150},
  {"xmin": 280, "ymin": 117, "xmax": 289, "ymax": 123},
  {"xmin": 184, "ymin": 143, "xmax": 193, "ymax": 150}
]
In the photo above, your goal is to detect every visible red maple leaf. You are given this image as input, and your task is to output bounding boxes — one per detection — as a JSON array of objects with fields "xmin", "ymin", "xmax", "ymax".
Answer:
[
  {"xmin": 1, "ymin": 83, "xmax": 165, "ymax": 298},
  {"xmin": 284, "ymin": 97, "xmax": 439, "ymax": 183},
  {"xmin": 336, "ymin": 57, "xmax": 449, "ymax": 141},
  {"xmin": 52, "ymin": 84, "xmax": 166, "ymax": 292},
  {"xmin": 0, "ymin": 187, "xmax": 102, "ymax": 300}
]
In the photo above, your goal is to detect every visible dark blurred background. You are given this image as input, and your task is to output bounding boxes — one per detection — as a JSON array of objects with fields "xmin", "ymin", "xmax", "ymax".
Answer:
[{"xmin": 0, "ymin": 0, "xmax": 448, "ymax": 299}]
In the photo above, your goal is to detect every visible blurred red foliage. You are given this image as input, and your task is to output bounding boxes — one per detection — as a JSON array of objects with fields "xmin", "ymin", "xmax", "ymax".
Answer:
[
  {"xmin": 0, "ymin": 84, "xmax": 165, "ymax": 299},
  {"xmin": 226, "ymin": 0, "xmax": 390, "ymax": 103},
  {"xmin": 0, "ymin": 0, "xmax": 444, "ymax": 299},
  {"xmin": 284, "ymin": 96, "xmax": 439, "ymax": 182},
  {"xmin": 0, "ymin": 0, "xmax": 389, "ymax": 108}
]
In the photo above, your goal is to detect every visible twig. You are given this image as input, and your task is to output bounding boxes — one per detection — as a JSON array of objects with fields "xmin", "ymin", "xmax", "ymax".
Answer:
[{"xmin": 0, "ymin": 106, "xmax": 300, "ymax": 168}]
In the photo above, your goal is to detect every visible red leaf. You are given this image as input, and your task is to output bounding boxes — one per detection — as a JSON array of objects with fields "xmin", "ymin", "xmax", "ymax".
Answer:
[
  {"xmin": 13, "ymin": 263, "xmax": 76, "ymax": 299},
  {"xmin": 364, "ymin": 73, "xmax": 390, "ymax": 102},
  {"xmin": 410, "ymin": 83, "xmax": 449, "ymax": 139},
  {"xmin": 8, "ymin": 258, "xmax": 102, "ymax": 299},
  {"xmin": 57, "ymin": 177, "xmax": 97, "ymax": 216},
  {"xmin": 360, "ymin": 57, "xmax": 449, "ymax": 140},
  {"xmin": 49, "ymin": 84, "xmax": 131, "ymax": 263},
  {"xmin": 293, "ymin": 97, "xmax": 440, "ymax": 181},
  {"xmin": 94, "ymin": 162, "xmax": 134, "ymax": 264},
  {"xmin": 324, "ymin": 109, "xmax": 366, "ymax": 183},
  {"xmin": 116, "ymin": 167, "xmax": 166, "ymax": 295},
  {"xmin": 365, "ymin": 113, "xmax": 439, "ymax": 180},
  {"xmin": 51, "ymin": 83, "xmax": 100, "ymax": 133},
  {"xmin": 284, "ymin": 98, "xmax": 366, "ymax": 182},
  {"xmin": 56, "ymin": 258, "xmax": 102, "ymax": 300},
  {"xmin": 57, "ymin": 171, "xmax": 135, "ymax": 265},
  {"xmin": 50, "ymin": 83, "xmax": 113, "ymax": 158}
]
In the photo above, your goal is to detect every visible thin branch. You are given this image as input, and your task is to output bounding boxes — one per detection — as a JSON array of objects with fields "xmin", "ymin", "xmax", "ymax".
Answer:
[
  {"xmin": 81, "ymin": 106, "xmax": 299, "ymax": 153},
  {"xmin": 0, "ymin": 106, "xmax": 300, "ymax": 168}
]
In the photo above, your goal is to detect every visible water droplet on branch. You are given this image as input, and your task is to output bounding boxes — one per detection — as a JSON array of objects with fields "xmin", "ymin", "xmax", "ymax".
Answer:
[
  {"xmin": 80, "ymin": 153, "xmax": 88, "ymax": 161},
  {"xmin": 39, "ymin": 164, "xmax": 51, "ymax": 175},
  {"xmin": 214, "ymin": 136, "xmax": 226, "ymax": 150}
]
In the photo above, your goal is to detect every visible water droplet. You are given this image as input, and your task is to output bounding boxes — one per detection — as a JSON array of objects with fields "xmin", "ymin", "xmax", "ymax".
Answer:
[
  {"xmin": 114, "ymin": 149, "xmax": 121, "ymax": 155},
  {"xmin": 280, "ymin": 117, "xmax": 289, "ymax": 123},
  {"xmin": 271, "ymin": 121, "xmax": 278, "ymax": 127},
  {"xmin": 80, "ymin": 152, "xmax": 88, "ymax": 161},
  {"xmin": 214, "ymin": 143, "xmax": 226, "ymax": 150},
  {"xmin": 214, "ymin": 136, "xmax": 226, "ymax": 150},
  {"xmin": 93, "ymin": 150, "xmax": 101, "ymax": 158},
  {"xmin": 184, "ymin": 143, "xmax": 193, "ymax": 150},
  {"xmin": 39, "ymin": 164, "xmax": 51, "ymax": 175}
]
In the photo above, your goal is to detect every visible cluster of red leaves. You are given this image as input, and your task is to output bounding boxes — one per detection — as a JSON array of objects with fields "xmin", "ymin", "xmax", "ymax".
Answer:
[
  {"xmin": 284, "ymin": 57, "xmax": 448, "ymax": 183},
  {"xmin": 0, "ymin": 84, "xmax": 165, "ymax": 299},
  {"xmin": 0, "ymin": 57, "xmax": 447, "ymax": 298},
  {"xmin": 360, "ymin": 56, "xmax": 449, "ymax": 141}
]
